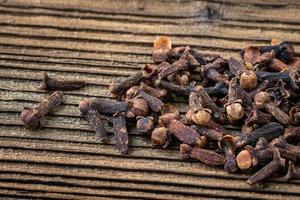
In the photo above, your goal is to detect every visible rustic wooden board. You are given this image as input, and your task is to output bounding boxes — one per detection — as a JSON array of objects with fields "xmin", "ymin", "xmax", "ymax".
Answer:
[{"xmin": 0, "ymin": 0, "xmax": 300, "ymax": 199}]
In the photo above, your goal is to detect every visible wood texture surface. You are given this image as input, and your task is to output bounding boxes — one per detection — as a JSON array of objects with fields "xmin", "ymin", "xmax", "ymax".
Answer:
[{"xmin": 0, "ymin": 0, "xmax": 300, "ymax": 199}]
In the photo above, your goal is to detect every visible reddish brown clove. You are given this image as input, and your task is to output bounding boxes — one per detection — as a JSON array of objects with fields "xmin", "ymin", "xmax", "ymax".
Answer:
[
  {"xmin": 180, "ymin": 144, "xmax": 225, "ymax": 166},
  {"xmin": 151, "ymin": 127, "xmax": 172, "ymax": 148},
  {"xmin": 40, "ymin": 72, "xmax": 85, "ymax": 91},
  {"xmin": 113, "ymin": 112, "xmax": 128, "ymax": 154},
  {"xmin": 247, "ymin": 148, "xmax": 285, "ymax": 185},
  {"xmin": 243, "ymin": 46, "xmax": 260, "ymax": 65},
  {"xmin": 20, "ymin": 91, "xmax": 64, "ymax": 129},
  {"xmin": 79, "ymin": 100, "xmax": 108, "ymax": 143},
  {"xmin": 161, "ymin": 114, "xmax": 207, "ymax": 147},
  {"xmin": 140, "ymin": 83, "xmax": 167, "ymax": 98}
]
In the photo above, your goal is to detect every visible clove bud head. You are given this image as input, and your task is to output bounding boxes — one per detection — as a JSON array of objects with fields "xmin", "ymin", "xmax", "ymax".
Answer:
[
  {"xmin": 239, "ymin": 70, "xmax": 257, "ymax": 91},
  {"xmin": 20, "ymin": 109, "xmax": 40, "ymax": 129},
  {"xmin": 254, "ymin": 91, "xmax": 271, "ymax": 109},
  {"xmin": 127, "ymin": 98, "xmax": 149, "ymax": 118},
  {"xmin": 191, "ymin": 109, "xmax": 212, "ymax": 126},
  {"xmin": 236, "ymin": 149, "xmax": 253, "ymax": 170},
  {"xmin": 226, "ymin": 101, "xmax": 244, "ymax": 122},
  {"xmin": 136, "ymin": 116, "xmax": 155, "ymax": 134},
  {"xmin": 151, "ymin": 127, "xmax": 169, "ymax": 147}
]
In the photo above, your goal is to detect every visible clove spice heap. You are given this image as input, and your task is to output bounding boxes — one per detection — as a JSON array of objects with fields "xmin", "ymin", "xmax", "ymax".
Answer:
[
  {"xmin": 105, "ymin": 36, "xmax": 300, "ymax": 185},
  {"xmin": 20, "ymin": 36, "xmax": 300, "ymax": 186}
]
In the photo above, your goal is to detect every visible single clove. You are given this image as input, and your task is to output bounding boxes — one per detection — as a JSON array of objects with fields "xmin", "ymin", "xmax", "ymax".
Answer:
[
  {"xmin": 284, "ymin": 126, "xmax": 300, "ymax": 144},
  {"xmin": 20, "ymin": 91, "xmax": 64, "ymax": 129},
  {"xmin": 135, "ymin": 89, "xmax": 164, "ymax": 112},
  {"xmin": 112, "ymin": 112, "xmax": 128, "ymax": 154},
  {"xmin": 220, "ymin": 135, "xmax": 238, "ymax": 173},
  {"xmin": 79, "ymin": 100, "xmax": 108, "ymax": 143},
  {"xmin": 88, "ymin": 99, "xmax": 129, "ymax": 116},
  {"xmin": 247, "ymin": 148, "xmax": 285, "ymax": 185},
  {"xmin": 180, "ymin": 144, "xmax": 225, "ymax": 166},
  {"xmin": 40, "ymin": 72, "xmax": 85, "ymax": 91},
  {"xmin": 235, "ymin": 122, "xmax": 283, "ymax": 148}
]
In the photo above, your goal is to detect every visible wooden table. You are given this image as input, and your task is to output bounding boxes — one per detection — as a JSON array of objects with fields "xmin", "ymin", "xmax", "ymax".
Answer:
[{"xmin": 0, "ymin": 0, "xmax": 299, "ymax": 199}]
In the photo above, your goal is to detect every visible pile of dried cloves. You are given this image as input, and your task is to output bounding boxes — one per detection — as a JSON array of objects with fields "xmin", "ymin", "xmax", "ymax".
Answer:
[{"xmin": 20, "ymin": 36, "xmax": 300, "ymax": 186}]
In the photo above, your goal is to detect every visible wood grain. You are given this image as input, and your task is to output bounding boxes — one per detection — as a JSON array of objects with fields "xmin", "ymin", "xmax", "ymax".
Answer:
[{"xmin": 0, "ymin": 0, "xmax": 300, "ymax": 199}]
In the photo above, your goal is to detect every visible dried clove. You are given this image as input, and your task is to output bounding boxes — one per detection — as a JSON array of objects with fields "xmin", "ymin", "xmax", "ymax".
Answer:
[
  {"xmin": 88, "ymin": 99, "xmax": 129, "ymax": 116},
  {"xmin": 126, "ymin": 98, "xmax": 149, "ymax": 118},
  {"xmin": 20, "ymin": 91, "xmax": 64, "ymax": 129},
  {"xmin": 161, "ymin": 114, "xmax": 207, "ymax": 147},
  {"xmin": 79, "ymin": 100, "xmax": 108, "ymax": 143},
  {"xmin": 136, "ymin": 116, "xmax": 155, "ymax": 134},
  {"xmin": 109, "ymin": 64, "xmax": 156, "ymax": 96},
  {"xmin": 40, "ymin": 72, "xmax": 85, "ymax": 91},
  {"xmin": 284, "ymin": 161, "xmax": 300, "ymax": 181},
  {"xmin": 140, "ymin": 83, "xmax": 167, "ymax": 98},
  {"xmin": 151, "ymin": 127, "xmax": 172, "ymax": 148},
  {"xmin": 135, "ymin": 89, "xmax": 163, "ymax": 112},
  {"xmin": 180, "ymin": 144, "xmax": 225, "ymax": 166},
  {"xmin": 113, "ymin": 112, "xmax": 128, "ymax": 154},
  {"xmin": 284, "ymin": 126, "xmax": 300, "ymax": 144},
  {"xmin": 235, "ymin": 122, "xmax": 283, "ymax": 148},
  {"xmin": 254, "ymin": 91, "xmax": 290, "ymax": 125},
  {"xmin": 247, "ymin": 148, "xmax": 285, "ymax": 185},
  {"xmin": 271, "ymin": 136, "xmax": 300, "ymax": 159},
  {"xmin": 191, "ymin": 125, "xmax": 223, "ymax": 141},
  {"xmin": 220, "ymin": 135, "xmax": 238, "ymax": 173}
]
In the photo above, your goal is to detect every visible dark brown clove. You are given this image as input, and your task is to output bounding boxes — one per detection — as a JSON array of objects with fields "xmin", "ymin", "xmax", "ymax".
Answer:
[
  {"xmin": 136, "ymin": 116, "xmax": 155, "ymax": 134},
  {"xmin": 195, "ymin": 85, "xmax": 226, "ymax": 123},
  {"xmin": 191, "ymin": 125, "xmax": 224, "ymax": 141},
  {"xmin": 254, "ymin": 92, "xmax": 290, "ymax": 125},
  {"xmin": 40, "ymin": 72, "xmax": 85, "ymax": 91},
  {"xmin": 109, "ymin": 64, "xmax": 156, "ymax": 96},
  {"xmin": 289, "ymin": 106, "xmax": 300, "ymax": 125},
  {"xmin": 288, "ymin": 58, "xmax": 300, "ymax": 89},
  {"xmin": 248, "ymin": 80, "xmax": 269, "ymax": 100},
  {"xmin": 235, "ymin": 122, "xmax": 283, "ymax": 148},
  {"xmin": 79, "ymin": 100, "xmax": 108, "ymax": 143},
  {"xmin": 112, "ymin": 112, "xmax": 128, "ymax": 154},
  {"xmin": 271, "ymin": 136, "xmax": 300, "ymax": 159},
  {"xmin": 247, "ymin": 148, "xmax": 285, "ymax": 185},
  {"xmin": 220, "ymin": 135, "xmax": 238, "ymax": 173},
  {"xmin": 284, "ymin": 161, "xmax": 300, "ymax": 181},
  {"xmin": 140, "ymin": 83, "xmax": 167, "ymax": 98},
  {"xmin": 180, "ymin": 144, "xmax": 225, "ymax": 166},
  {"xmin": 135, "ymin": 89, "xmax": 163, "ymax": 112},
  {"xmin": 245, "ymin": 107, "xmax": 273, "ymax": 126},
  {"xmin": 20, "ymin": 91, "xmax": 64, "ymax": 129},
  {"xmin": 265, "ymin": 79, "xmax": 290, "ymax": 107},
  {"xmin": 230, "ymin": 78, "xmax": 253, "ymax": 112},
  {"xmin": 284, "ymin": 126, "xmax": 300, "ymax": 144},
  {"xmin": 88, "ymin": 99, "xmax": 129, "ymax": 116}
]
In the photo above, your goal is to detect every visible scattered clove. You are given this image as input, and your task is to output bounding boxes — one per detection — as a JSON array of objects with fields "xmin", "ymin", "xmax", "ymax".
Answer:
[
  {"xmin": 79, "ymin": 100, "xmax": 108, "ymax": 143},
  {"xmin": 113, "ymin": 112, "xmax": 128, "ymax": 154},
  {"xmin": 40, "ymin": 72, "xmax": 85, "ymax": 91},
  {"xmin": 20, "ymin": 91, "xmax": 64, "ymax": 129}
]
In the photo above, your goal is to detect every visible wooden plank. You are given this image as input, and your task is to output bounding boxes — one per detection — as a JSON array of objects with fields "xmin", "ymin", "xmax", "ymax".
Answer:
[
  {"xmin": 1, "ymin": 0, "xmax": 300, "ymax": 23},
  {"xmin": 0, "ymin": 14, "xmax": 299, "ymax": 44}
]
